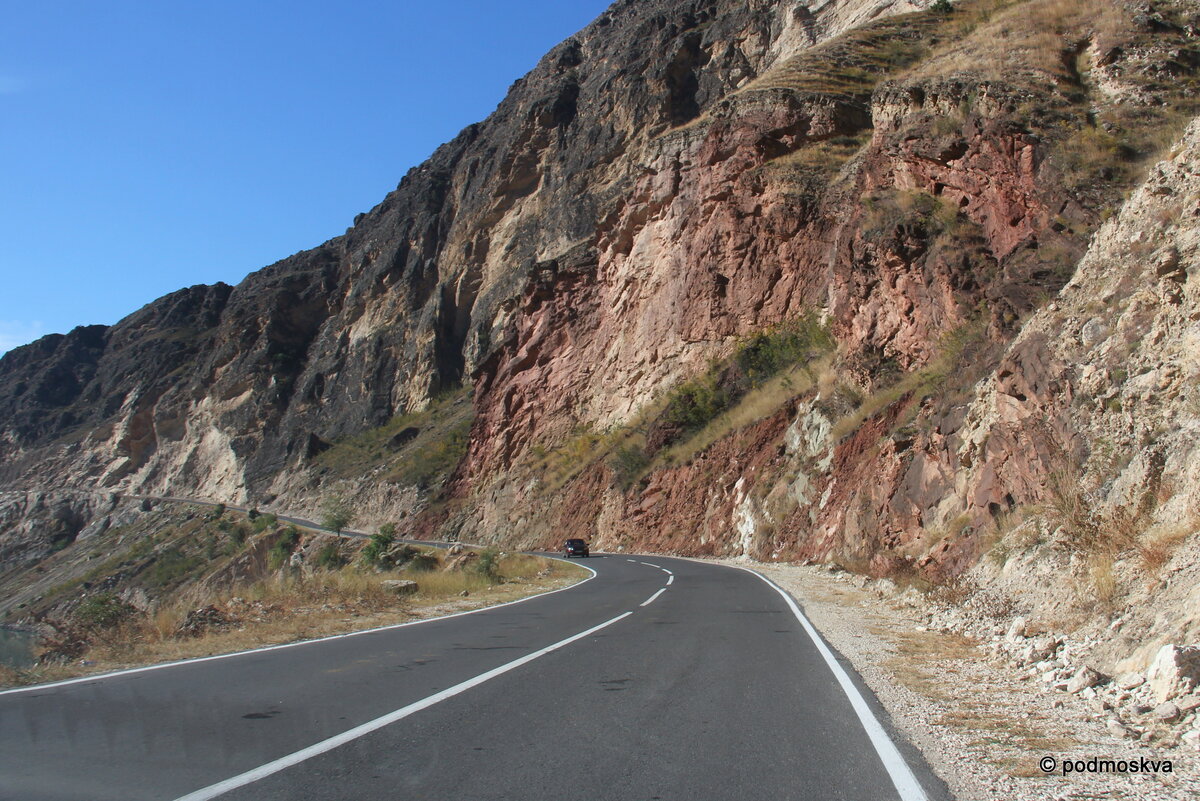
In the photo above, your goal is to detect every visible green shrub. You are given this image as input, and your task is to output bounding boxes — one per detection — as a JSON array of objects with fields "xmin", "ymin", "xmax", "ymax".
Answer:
[
  {"xmin": 268, "ymin": 527, "xmax": 301, "ymax": 571},
  {"xmin": 146, "ymin": 547, "xmax": 204, "ymax": 588},
  {"xmin": 610, "ymin": 445, "xmax": 650, "ymax": 488},
  {"xmin": 361, "ymin": 528, "xmax": 397, "ymax": 567},
  {"xmin": 393, "ymin": 418, "xmax": 471, "ymax": 489},
  {"xmin": 227, "ymin": 522, "xmax": 247, "ymax": 546},
  {"xmin": 320, "ymin": 495, "xmax": 353, "ymax": 534},
  {"xmin": 475, "ymin": 549, "xmax": 500, "ymax": 581},
  {"xmin": 74, "ymin": 593, "xmax": 135, "ymax": 630},
  {"xmin": 252, "ymin": 513, "xmax": 278, "ymax": 533},
  {"xmin": 660, "ymin": 313, "xmax": 833, "ymax": 439},
  {"xmin": 407, "ymin": 552, "xmax": 440, "ymax": 572},
  {"xmin": 663, "ymin": 377, "xmax": 730, "ymax": 432},
  {"xmin": 314, "ymin": 542, "xmax": 345, "ymax": 570},
  {"xmin": 733, "ymin": 314, "xmax": 834, "ymax": 388}
]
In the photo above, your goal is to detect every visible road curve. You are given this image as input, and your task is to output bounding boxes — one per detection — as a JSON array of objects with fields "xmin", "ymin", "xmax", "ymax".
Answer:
[{"xmin": 0, "ymin": 555, "xmax": 946, "ymax": 801}]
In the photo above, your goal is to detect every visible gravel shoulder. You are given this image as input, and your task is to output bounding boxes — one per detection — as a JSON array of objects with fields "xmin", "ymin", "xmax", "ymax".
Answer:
[{"xmin": 716, "ymin": 559, "xmax": 1200, "ymax": 801}]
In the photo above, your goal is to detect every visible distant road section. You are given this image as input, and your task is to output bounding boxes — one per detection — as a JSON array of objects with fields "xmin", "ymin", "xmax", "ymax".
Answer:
[{"xmin": 0, "ymin": 555, "xmax": 944, "ymax": 801}]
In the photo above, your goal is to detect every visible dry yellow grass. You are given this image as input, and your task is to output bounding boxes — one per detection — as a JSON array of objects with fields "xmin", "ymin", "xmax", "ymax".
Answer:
[
  {"xmin": 910, "ymin": 0, "xmax": 1131, "ymax": 82},
  {"xmin": 657, "ymin": 360, "xmax": 823, "ymax": 467},
  {"xmin": 883, "ymin": 626, "xmax": 1084, "ymax": 778},
  {"xmin": 1139, "ymin": 521, "xmax": 1195, "ymax": 575},
  {"xmin": 3, "ymin": 553, "xmax": 585, "ymax": 689}
]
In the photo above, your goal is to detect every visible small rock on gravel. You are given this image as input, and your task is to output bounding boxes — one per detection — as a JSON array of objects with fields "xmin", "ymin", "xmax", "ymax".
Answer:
[
  {"xmin": 1068, "ymin": 666, "xmax": 1104, "ymax": 693},
  {"xmin": 1118, "ymin": 671, "xmax": 1147, "ymax": 690},
  {"xmin": 1107, "ymin": 718, "xmax": 1133, "ymax": 738},
  {"xmin": 1154, "ymin": 702, "xmax": 1181, "ymax": 722}
]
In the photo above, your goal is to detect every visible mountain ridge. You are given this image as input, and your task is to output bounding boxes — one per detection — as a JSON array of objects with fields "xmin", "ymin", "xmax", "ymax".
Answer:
[{"xmin": 2, "ymin": 0, "xmax": 1199, "ymax": 669}]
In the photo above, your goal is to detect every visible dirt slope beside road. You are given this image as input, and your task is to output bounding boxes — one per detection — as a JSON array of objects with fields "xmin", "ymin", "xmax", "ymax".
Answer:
[{"xmin": 732, "ymin": 560, "xmax": 1200, "ymax": 801}]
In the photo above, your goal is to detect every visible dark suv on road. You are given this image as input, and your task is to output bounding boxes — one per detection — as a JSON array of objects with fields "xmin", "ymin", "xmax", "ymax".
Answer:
[{"xmin": 563, "ymin": 538, "xmax": 589, "ymax": 558}]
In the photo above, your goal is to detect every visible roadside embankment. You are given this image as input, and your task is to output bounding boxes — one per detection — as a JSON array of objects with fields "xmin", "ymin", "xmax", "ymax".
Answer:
[
  {"xmin": 720, "ymin": 559, "xmax": 1200, "ymax": 801},
  {"xmin": 0, "ymin": 501, "xmax": 586, "ymax": 689}
]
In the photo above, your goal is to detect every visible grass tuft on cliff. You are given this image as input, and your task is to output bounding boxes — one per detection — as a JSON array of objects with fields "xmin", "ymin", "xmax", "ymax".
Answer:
[{"xmin": 314, "ymin": 386, "xmax": 472, "ymax": 491}]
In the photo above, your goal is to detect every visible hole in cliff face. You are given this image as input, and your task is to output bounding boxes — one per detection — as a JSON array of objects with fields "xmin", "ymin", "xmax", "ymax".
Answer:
[
  {"xmin": 937, "ymin": 140, "xmax": 969, "ymax": 162},
  {"xmin": 435, "ymin": 266, "xmax": 482, "ymax": 389},
  {"xmin": 714, "ymin": 273, "xmax": 729, "ymax": 298},
  {"xmin": 666, "ymin": 66, "xmax": 700, "ymax": 125},
  {"xmin": 389, "ymin": 427, "xmax": 420, "ymax": 449},
  {"xmin": 555, "ymin": 40, "xmax": 582, "ymax": 71},
  {"xmin": 663, "ymin": 32, "xmax": 708, "ymax": 126},
  {"xmin": 551, "ymin": 80, "xmax": 580, "ymax": 128}
]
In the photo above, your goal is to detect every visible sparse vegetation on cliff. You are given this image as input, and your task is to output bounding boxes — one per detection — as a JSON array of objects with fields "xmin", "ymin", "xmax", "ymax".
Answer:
[
  {"xmin": 314, "ymin": 386, "xmax": 472, "ymax": 491},
  {"xmin": 3, "ymin": 0, "xmax": 1200, "ymax": 707}
]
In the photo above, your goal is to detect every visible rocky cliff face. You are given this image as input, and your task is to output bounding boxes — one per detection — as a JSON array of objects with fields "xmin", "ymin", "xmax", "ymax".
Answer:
[
  {"xmin": 2, "ymin": 0, "xmax": 1199, "ymax": 648},
  {"xmin": 0, "ymin": 0, "xmax": 922, "ymax": 502}
]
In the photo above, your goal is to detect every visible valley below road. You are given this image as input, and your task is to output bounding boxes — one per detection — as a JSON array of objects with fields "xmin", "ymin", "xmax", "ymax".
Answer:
[{"xmin": 0, "ymin": 555, "xmax": 943, "ymax": 801}]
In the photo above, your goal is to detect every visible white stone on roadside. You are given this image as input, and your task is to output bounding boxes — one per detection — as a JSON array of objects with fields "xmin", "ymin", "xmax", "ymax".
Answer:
[
  {"xmin": 1081, "ymin": 318, "xmax": 1108, "ymax": 345},
  {"xmin": 1177, "ymin": 694, "xmax": 1200, "ymax": 713},
  {"xmin": 1182, "ymin": 729, "xmax": 1200, "ymax": 750},
  {"xmin": 1006, "ymin": 616, "xmax": 1027, "ymax": 642},
  {"xmin": 1117, "ymin": 672, "xmax": 1146, "ymax": 690},
  {"xmin": 1153, "ymin": 702, "xmax": 1180, "ymax": 722},
  {"xmin": 1107, "ymin": 718, "xmax": 1133, "ymax": 738},
  {"xmin": 1068, "ymin": 666, "xmax": 1103, "ymax": 694},
  {"xmin": 1146, "ymin": 645, "xmax": 1200, "ymax": 702}
]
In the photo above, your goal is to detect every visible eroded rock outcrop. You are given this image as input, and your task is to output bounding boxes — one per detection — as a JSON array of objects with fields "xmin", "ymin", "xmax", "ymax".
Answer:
[{"xmin": 1, "ymin": 0, "xmax": 1198, "ymax": 655}]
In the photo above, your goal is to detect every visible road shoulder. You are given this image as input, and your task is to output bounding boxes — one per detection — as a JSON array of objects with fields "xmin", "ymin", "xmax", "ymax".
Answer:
[{"xmin": 717, "ymin": 559, "xmax": 1200, "ymax": 801}]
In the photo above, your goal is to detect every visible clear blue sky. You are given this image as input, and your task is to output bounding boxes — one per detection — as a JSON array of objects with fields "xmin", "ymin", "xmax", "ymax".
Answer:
[{"xmin": 0, "ymin": 0, "xmax": 610, "ymax": 354}]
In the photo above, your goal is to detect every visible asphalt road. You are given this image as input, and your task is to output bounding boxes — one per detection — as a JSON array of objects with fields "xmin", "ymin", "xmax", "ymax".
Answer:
[{"xmin": 0, "ymin": 555, "xmax": 946, "ymax": 801}]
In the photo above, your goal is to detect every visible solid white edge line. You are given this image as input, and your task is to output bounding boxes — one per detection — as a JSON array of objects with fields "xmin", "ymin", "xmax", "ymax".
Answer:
[
  {"xmin": 639, "ymin": 587, "xmax": 666, "ymax": 607},
  {"xmin": 0, "ymin": 558, "xmax": 598, "ymax": 698},
  {"xmin": 727, "ymin": 564, "xmax": 929, "ymax": 801},
  {"xmin": 666, "ymin": 575, "xmax": 674, "ymax": 585},
  {"xmin": 172, "ymin": 610, "xmax": 633, "ymax": 801}
]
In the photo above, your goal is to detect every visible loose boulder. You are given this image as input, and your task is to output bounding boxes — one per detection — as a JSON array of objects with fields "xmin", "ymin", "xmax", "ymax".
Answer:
[
  {"xmin": 381, "ymin": 580, "xmax": 419, "ymax": 596},
  {"xmin": 1146, "ymin": 645, "xmax": 1200, "ymax": 702},
  {"xmin": 1067, "ymin": 666, "xmax": 1104, "ymax": 694},
  {"xmin": 444, "ymin": 551, "xmax": 479, "ymax": 571},
  {"xmin": 1116, "ymin": 672, "xmax": 1146, "ymax": 690},
  {"xmin": 1152, "ymin": 702, "xmax": 1180, "ymax": 722},
  {"xmin": 177, "ymin": 605, "xmax": 228, "ymax": 637}
]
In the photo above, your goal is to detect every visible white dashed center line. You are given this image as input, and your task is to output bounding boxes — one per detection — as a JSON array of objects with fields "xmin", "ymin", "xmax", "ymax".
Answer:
[{"xmin": 640, "ymin": 588, "xmax": 667, "ymax": 607}]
